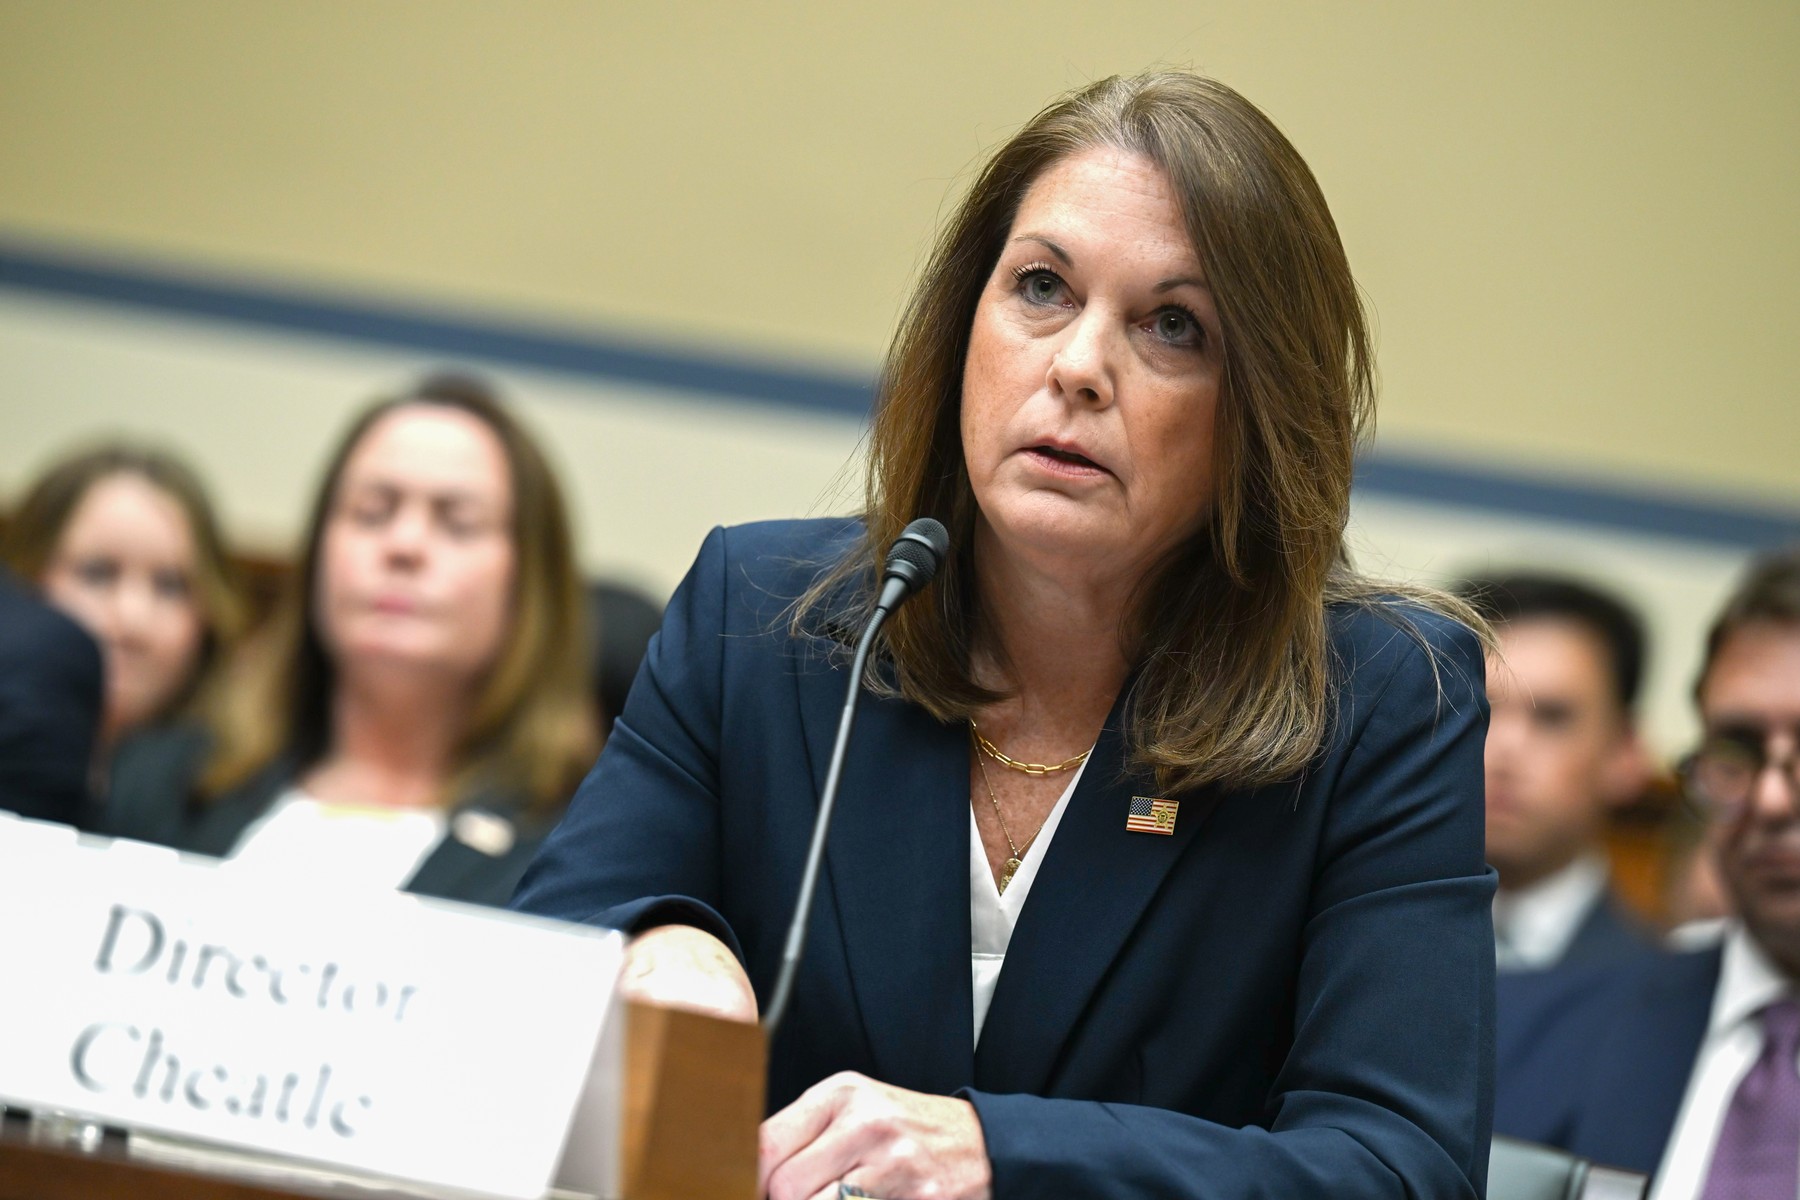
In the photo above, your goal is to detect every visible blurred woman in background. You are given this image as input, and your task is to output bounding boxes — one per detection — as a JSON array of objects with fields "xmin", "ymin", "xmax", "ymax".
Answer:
[
  {"xmin": 2, "ymin": 444, "xmax": 247, "ymax": 768},
  {"xmin": 106, "ymin": 374, "xmax": 597, "ymax": 906}
]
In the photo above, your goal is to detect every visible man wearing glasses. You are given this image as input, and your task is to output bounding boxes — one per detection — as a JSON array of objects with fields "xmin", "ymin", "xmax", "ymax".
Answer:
[{"xmin": 1495, "ymin": 547, "xmax": 1800, "ymax": 1195}]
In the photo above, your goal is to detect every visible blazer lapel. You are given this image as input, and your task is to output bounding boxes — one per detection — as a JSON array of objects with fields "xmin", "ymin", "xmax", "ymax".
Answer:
[
  {"xmin": 795, "ymin": 649, "xmax": 974, "ymax": 1096},
  {"xmin": 185, "ymin": 756, "xmax": 297, "ymax": 857},
  {"xmin": 405, "ymin": 835, "xmax": 493, "ymax": 900},
  {"xmin": 404, "ymin": 796, "xmax": 532, "ymax": 904},
  {"xmin": 973, "ymin": 693, "xmax": 1222, "ymax": 1095}
]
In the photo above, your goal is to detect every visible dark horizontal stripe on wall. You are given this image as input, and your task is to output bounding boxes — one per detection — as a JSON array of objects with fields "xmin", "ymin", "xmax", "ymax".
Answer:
[
  {"xmin": 3, "ymin": 237, "xmax": 1797, "ymax": 551},
  {"xmin": 0, "ymin": 239, "xmax": 875, "ymax": 419},
  {"xmin": 1355, "ymin": 454, "xmax": 1799, "ymax": 552}
]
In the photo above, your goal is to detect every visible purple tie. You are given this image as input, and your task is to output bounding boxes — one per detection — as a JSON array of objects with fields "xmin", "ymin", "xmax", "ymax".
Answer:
[{"xmin": 1701, "ymin": 996, "xmax": 1800, "ymax": 1200}]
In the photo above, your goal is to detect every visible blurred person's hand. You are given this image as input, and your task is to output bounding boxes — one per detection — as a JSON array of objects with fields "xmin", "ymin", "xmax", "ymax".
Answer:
[{"xmin": 620, "ymin": 924, "xmax": 758, "ymax": 1024}]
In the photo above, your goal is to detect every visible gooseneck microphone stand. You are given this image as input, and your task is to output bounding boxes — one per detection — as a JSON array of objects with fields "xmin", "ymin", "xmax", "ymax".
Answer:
[{"xmin": 761, "ymin": 519, "xmax": 948, "ymax": 1038}]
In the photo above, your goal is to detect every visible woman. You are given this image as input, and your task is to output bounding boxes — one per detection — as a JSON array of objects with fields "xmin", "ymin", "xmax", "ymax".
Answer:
[
  {"xmin": 2, "ymin": 444, "xmax": 247, "ymax": 758},
  {"xmin": 515, "ymin": 73, "xmax": 1493, "ymax": 1198},
  {"xmin": 106, "ymin": 374, "xmax": 597, "ymax": 907}
]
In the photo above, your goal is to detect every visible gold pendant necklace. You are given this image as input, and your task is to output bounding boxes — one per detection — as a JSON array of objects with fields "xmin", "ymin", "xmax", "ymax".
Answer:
[{"xmin": 971, "ymin": 727, "xmax": 1048, "ymax": 894}]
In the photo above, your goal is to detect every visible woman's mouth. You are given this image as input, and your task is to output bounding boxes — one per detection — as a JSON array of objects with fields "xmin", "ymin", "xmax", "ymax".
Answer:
[{"xmin": 1025, "ymin": 445, "xmax": 1110, "ymax": 477}]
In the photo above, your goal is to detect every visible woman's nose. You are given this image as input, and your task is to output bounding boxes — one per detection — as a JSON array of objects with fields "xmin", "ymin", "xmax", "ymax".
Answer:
[
  {"xmin": 1046, "ymin": 311, "xmax": 1116, "ymax": 408},
  {"xmin": 380, "ymin": 504, "xmax": 431, "ymax": 564},
  {"xmin": 106, "ymin": 577, "xmax": 157, "ymax": 646}
]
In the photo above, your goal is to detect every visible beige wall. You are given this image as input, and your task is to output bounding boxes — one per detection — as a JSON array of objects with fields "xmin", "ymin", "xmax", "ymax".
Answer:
[
  {"xmin": 0, "ymin": 294, "xmax": 866, "ymax": 591},
  {"xmin": 2, "ymin": 2, "xmax": 1795, "ymax": 754},
  {"xmin": 3, "ymin": 0, "xmax": 1796, "ymax": 499}
]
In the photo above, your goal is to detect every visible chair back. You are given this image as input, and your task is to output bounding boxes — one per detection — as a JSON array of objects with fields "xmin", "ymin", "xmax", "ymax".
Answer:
[{"xmin": 1489, "ymin": 1135, "xmax": 1648, "ymax": 1200}]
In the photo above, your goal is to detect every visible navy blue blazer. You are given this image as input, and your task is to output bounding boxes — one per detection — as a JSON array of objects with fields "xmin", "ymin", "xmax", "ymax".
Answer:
[
  {"xmin": 1495, "ymin": 946, "xmax": 1719, "ymax": 1177},
  {"xmin": 513, "ymin": 519, "xmax": 1496, "ymax": 1199},
  {"xmin": 0, "ymin": 571, "xmax": 102, "ymax": 826}
]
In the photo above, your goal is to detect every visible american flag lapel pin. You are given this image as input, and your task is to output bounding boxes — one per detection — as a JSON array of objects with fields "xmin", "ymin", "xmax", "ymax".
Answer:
[{"xmin": 1126, "ymin": 795, "xmax": 1179, "ymax": 835}]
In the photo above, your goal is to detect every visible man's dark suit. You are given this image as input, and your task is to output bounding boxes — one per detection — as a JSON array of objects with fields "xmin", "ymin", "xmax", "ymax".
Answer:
[
  {"xmin": 1563, "ymin": 892, "xmax": 1658, "ymax": 968},
  {"xmin": 1495, "ymin": 946, "xmax": 1719, "ymax": 1176},
  {"xmin": 0, "ymin": 572, "xmax": 102, "ymax": 826},
  {"xmin": 513, "ymin": 519, "xmax": 1496, "ymax": 1199}
]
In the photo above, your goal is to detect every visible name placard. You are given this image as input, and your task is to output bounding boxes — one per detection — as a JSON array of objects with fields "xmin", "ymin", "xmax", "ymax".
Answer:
[{"xmin": 0, "ymin": 814, "xmax": 626, "ymax": 1199}]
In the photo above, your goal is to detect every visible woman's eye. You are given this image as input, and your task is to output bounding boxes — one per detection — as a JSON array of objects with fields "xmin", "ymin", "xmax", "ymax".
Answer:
[
  {"xmin": 73, "ymin": 558, "xmax": 120, "ymax": 587},
  {"xmin": 436, "ymin": 503, "xmax": 496, "ymax": 539},
  {"xmin": 1151, "ymin": 308, "xmax": 1205, "ymax": 348},
  {"xmin": 151, "ymin": 569, "xmax": 192, "ymax": 602},
  {"xmin": 1012, "ymin": 266, "xmax": 1066, "ymax": 306},
  {"xmin": 343, "ymin": 496, "xmax": 392, "ymax": 527}
]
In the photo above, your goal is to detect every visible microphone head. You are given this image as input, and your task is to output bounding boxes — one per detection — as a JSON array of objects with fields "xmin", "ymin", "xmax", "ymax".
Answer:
[
  {"xmin": 873, "ymin": 518, "xmax": 950, "ymax": 616},
  {"xmin": 885, "ymin": 517, "xmax": 950, "ymax": 590}
]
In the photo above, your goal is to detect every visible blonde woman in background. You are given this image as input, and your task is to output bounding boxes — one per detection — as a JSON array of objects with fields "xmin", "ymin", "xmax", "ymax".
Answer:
[
  {"xmin": 2, "ymin": 444, "xmax": 248, "ymax": 785},
  {"xmin": 105, "ymin": 374, "xmax": 597, "ymax": 907}
]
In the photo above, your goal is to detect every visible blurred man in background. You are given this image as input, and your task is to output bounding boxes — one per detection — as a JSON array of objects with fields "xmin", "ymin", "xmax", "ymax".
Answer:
[
  {"xmin": 1495, "ymin": 548, "xmax": 1800, "ymax": 1189},
  {"xmin": 1459, "ymin": 573, "xmax": 1656, "ymax": 970}
]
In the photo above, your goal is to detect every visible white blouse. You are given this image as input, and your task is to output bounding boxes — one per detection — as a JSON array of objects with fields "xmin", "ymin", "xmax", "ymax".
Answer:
[
  {"xmin": 224, "ymin": 788, "xmax": 446, "ymax": 892},
  {"xmin": 968, "ymin": 759, "xmax": 1087, "ymax": 1046}
]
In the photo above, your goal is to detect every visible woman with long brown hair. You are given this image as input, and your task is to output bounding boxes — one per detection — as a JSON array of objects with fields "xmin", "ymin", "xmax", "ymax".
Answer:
[
  {"xmin": 3, "ymin": 444, "xmax": 247, "ymax": 760},
  {"xmin": 107, "ymin": 374, "xmax": 596, "ymax": 907},
  {"xmin": 516, "ymin": 73, "xmax": 1492, "ymax": 1197}
]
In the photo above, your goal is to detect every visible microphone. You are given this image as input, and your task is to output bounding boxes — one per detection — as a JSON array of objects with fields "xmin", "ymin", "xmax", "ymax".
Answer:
[
  {"xmin": 873, "ymin": 518, "xmax": 950, "ymax": 615},
  {"xmin": 762, "ymin": 518, "xmax": 949, "ymax": 1036}
]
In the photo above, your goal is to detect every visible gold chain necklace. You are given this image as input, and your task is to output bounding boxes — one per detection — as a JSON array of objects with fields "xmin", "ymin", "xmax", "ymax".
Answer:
[
  {"xmin": 971, "ymin": 728, "xmax": 1051, "ymax": 895},
  {"xmin": 970, "ymin": 719, "xmax": 1092, "ymax": 776}
]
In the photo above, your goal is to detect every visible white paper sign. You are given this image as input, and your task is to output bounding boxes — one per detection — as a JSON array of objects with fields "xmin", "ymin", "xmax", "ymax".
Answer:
[{"xmin": 0, "ymin": 814, "xmax": 625, "ymax": 1200}]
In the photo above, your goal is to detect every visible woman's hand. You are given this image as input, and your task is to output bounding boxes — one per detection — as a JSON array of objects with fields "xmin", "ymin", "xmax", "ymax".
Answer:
[
  {"xmin": 619, "ymin": 924, "xmax": 758, "ymax": 1024},
  {"xmin": 759, "ymin": 1071, "xmax": 992, "ymax": 1200}
]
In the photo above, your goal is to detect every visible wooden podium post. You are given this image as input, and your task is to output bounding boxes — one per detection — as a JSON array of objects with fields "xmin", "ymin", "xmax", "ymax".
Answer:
[{"xmin": 621, "ymin": 1001, "xmax": 766, "ymax": 1200}]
